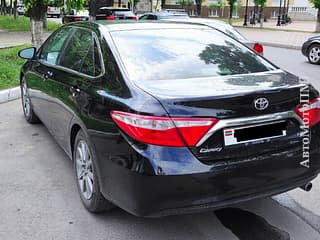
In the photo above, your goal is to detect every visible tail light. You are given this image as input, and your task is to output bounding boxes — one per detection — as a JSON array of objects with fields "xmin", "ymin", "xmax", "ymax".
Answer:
[
  {"xmin": 253, "ymin": 43, "xmax": 263, "ymax": 54},
  {"xmin": 73, "ymin": 17, "xmax": 81, "ymax": 22},
  {"xmin": 106, "ymin": 15, "xmax": 115, "ymax": 20},
  {"xmin": 294, "ymin": 97, "xmax": 320, "ymax": 127},
  {"xmin": 132, "ymin": 16, "xmax": 137, "ymax": 20},
  {"xmin": 110, "ymin": 111, "xmax": 218, "ymax": 147}
]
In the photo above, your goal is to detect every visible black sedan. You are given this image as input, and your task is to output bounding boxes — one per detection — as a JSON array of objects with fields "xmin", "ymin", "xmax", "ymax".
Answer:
[
  {"xmin": 62, "ymin": 10, "xmax": 89, "ymax": 24},
  {"xmin": 18, "ymin": 21, "xmax": 320, "ymax": 217},
  {"xmin": 302, "ymin": 35, "xmax": 320, "ymax": 64},
  {"xmin": 138, "ymin": 10, "xmax": 189, "ymax": 20}
]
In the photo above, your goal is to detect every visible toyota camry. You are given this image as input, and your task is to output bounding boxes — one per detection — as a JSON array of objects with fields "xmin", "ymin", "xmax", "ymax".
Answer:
[{"xmin": 18, "ymin": 21, "xmax": 320, "ymax": 217}]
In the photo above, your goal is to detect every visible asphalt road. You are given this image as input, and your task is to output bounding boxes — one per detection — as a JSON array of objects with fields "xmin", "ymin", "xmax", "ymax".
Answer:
[
  {"xmin": 264, "ymin": 46, "xmax": 320, "ymax": 90},
  {"xmin": 1, "ymin": 47, "xmax": 320, "ymax": 240}
]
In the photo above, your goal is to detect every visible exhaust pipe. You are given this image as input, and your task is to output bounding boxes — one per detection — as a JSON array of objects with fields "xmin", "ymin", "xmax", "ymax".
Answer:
[{"xmin": 300, "ymin": 182, "xmax": 313, "ymax": 192}]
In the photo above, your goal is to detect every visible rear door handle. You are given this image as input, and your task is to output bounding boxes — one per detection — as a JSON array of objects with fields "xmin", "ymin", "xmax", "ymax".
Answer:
[
  {"xmin": 70, "ymin": 86, "xmax": 81, "ymax": 97},
  {"xmin": 43, "ymin": 70, "xmax": 53, "ymax": 81}
]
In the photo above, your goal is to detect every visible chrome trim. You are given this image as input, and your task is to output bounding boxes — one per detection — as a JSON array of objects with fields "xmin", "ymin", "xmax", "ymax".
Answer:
[{"xmin": 196, "ymin": 111, "xmax": 304, "ymax": 147}]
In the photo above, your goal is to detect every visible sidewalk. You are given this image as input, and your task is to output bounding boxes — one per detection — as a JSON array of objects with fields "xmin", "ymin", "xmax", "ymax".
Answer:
[
  {"xmin": 234, "ymin": 20, "xmax": 317, "ymax": 49},
  {"xmin": 0, "ymin": 31, "xmax": 50, "ymax": 48},
  {"xmin": 236, "ymin": 27, "xmax": 315, "ymax": 49},
  {"xmin": 233, "ymin": 19, "xmax": 316, "ymax": 32}
]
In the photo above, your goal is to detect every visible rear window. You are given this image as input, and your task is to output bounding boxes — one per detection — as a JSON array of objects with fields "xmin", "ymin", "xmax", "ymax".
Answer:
[{"xmin": 110, "ymin": 28, "xmax": 276, "ymax": 81}]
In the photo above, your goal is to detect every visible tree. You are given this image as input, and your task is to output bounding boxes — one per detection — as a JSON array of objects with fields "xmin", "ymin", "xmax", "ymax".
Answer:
[
  {"xmin": 24, "ymin": 0, "xmax": 83, "ymax": 48},
  {"xmin": 195, "ymin": 0, "xmax": 203, "ymax": 16},
  {"xmin": 218, "ymin": 0, "xmax": 225, "ymax": 18},
  {"xmin": 24, "ymin": 0, "xmax": 48, "ymax": 48},
  {"xmin": 161, "ymin": 0, "xmax": 165, "ymax": 9},
  {"xmin": 1, "ymin": 0, "xmax": 6, "ymax": 15},
  {"xmin": 254, "ymin": 0, "xmax": 266, "ymax": 28},
  {"xmin": 227, "ymin": 0, "xmax": 237, "ymax": 24},
  {"xmin": 310, "ymin": 0, "xmax": 320, "ymax": 32}
]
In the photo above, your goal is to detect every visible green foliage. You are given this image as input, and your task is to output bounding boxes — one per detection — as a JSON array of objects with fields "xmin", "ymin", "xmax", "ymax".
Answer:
[
  {"xmin": 0, "ymin": 15, "xmax": 61, "ymax": 31},
  {"xmin": 24, "ymin": 0, "xmax": 85, "ymax": 16},
  {"xmin": 254, "ymin": 0, "xmax": 267, "ymax": 7},
  {"xmin": 227, "ymin": 0, "xmax": 237, "ymax": 6},
  {"xmin": 0, "ymin": 44, "xmax": 31, "ymax": 90},
  {"xmin": 64, "ymin": 0, "xmax": 86, "ymax": 13},
  {"xmin": 310, "ymin": 0, "xmax": 320, "ymax": 9},
  {"xmin": 208, "ymin": 3, "xmax": 219, "ymax": 9},
  {"xmin": 177, "ymin": 0, "xmax": 193, "ymax": 7}
]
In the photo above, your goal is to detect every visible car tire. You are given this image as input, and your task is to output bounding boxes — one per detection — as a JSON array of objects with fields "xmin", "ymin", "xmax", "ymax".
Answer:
[
  {"xmin": 73, "ymin": 129, "xmax": 114, "ymax": 213},
  {"xmin": 307, "ymin": 44, "xmax": 320, "ymax": 65},
  {"xmin": 20, "ymin": 77, "xmax": 40, "ymax": 124}
]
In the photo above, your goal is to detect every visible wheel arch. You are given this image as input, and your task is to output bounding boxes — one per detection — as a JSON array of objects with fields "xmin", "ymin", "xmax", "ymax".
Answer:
[
  {"xmin": 307, "ymin": 42, "xmax": 320, "ymax": 54},
  {"xmin": 70, "ymin": 123, "xmax": 82, "ymax": 160}
]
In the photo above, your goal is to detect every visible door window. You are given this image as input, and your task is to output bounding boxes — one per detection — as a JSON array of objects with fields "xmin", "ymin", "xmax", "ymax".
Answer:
[
  {"xmin": 59, "ymin": 29, "xmax": 92, "ymax": 72},
  {"xmin": 81, "ymin": 40, "xmax": 103, "ymax": 77},
  {"xmin": 59, "ymin": 28, "xmax": 103, "ymax": 77},
  {"xmin": 39, "ymin": 27, "xmax": 72, "ymax": 65}
]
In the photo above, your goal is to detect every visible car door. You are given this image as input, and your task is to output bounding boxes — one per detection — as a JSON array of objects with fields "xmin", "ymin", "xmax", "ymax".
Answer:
[
  {"xmin": 49, "ymin": 28, "xmax": 105, "ymax": 154},
  {"xmin": 26, "ymin": 26, "xmax": 74, "ymax": 128}
]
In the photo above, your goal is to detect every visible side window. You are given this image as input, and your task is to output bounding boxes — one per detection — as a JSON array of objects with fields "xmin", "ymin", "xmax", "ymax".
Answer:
[
  {"xmin": 81, "ymin": 40, "xmax": 103, "ymax": 77},
  {"xmin": 139, "ymin": 15, "xmax": 148, "ymax": 20},
  {"xmin": 59, "ymin": 29, "xmax": 92, "ymax": 72},
  {"xmin": 39, "ymin": 27, "xmax": 72, "ymax": 65},
  {"xmin": 147, "ymin": 15, "xmax": 156, "ymax": 20}
]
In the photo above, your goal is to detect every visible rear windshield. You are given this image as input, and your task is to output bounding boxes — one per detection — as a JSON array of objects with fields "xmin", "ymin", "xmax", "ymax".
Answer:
[{"xmin": 110, "ymin": 28, "xmax": 276, "ymax": 81}]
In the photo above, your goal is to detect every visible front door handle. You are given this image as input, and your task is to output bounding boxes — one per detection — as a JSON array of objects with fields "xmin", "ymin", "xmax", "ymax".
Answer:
[
  {"xmin": 43, "ymin": 70, "xmax": 53, "ymax": 81},
  {"xmin": 70, "ymin": 86, "xmax": 81, "ymax": 97}
]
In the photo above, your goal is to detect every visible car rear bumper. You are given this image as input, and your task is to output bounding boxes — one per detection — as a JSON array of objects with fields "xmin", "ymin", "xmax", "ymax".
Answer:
[{"xmin": 96, "ymin": 142, "xmax": 320, "ymax": 217}]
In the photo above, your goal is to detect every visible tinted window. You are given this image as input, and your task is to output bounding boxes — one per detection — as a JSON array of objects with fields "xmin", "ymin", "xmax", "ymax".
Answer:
[
  {"xmin": 139, "ymin": 15, "xmax": 148, "ymax": 20},
  {"xmin": 147, "ymin": 14, "xmax": 157, "ymax": 20},
  {"xmin": 81, "ymin": 40, "xmax": 103, "ymax": 76},
  {"xmin": 110, "ymin": 28, "xmax": 276, "ymax": 81},
  {"xmin": 39, "ymin": 27, "xmax": 72, "ymax": 65},
  {"xmin": 60, "ymin": 29, "xmax": 92, "ymax": 72}
]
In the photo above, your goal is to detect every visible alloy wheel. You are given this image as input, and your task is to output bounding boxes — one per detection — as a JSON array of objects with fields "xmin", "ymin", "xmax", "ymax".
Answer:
[
  {"xmin": 21, "ymin": 79, "xmax": 31, "ymax": 117},
  {"xmin": 75, "ymin": 140, "xmax": 94, "ymax": 200},
  {"xmin": 309, "ymin": 46, "xmax": 320, "ymax": 63}
]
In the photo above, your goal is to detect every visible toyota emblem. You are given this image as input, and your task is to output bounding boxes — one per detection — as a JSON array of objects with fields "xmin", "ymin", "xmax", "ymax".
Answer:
[{"xmin": 254, "ymin": 98, "xmax": 269, "ymax": 111}]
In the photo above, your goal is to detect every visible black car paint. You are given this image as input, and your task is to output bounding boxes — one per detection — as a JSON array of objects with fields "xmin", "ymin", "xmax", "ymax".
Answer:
[
  {"xmin": 21, "ymin": 22, "xmax": 320, "ymax": 217},
  {"xmin": 302, "ymin": 35, "xmax": 320, "ymax": 56}
]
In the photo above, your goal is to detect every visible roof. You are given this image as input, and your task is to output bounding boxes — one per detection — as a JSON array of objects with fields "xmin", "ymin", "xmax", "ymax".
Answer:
[{"xmin": 95, "ymin": 21, "xmax": 211, "ymax": 31}]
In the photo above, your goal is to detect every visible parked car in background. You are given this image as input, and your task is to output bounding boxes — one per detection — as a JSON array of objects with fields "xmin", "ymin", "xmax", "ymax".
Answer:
[
  {"xmin": 138, "ymin": 10, "xmax": 189, "ymax": 20},
  {"xmin": 18, "ymin": 21, "xmax": 320, "ymax": 217},
  {"xmin": 164, "ymin": 18, "xmax": 264, "ymax": 55},
  {"xmin": 302, "ymin": 35, "xmax": 320, "ymax": 64},
  {"xmin": 96, "ymin": 7, "xmax": 137, "ymax": 20},
  {"xmin": 47, "ymin": 1, "xmax": 61, "ymax": 18},
  {"xmin": 62, "ymin": 9, "xmax": 89, "ymax": 24}
]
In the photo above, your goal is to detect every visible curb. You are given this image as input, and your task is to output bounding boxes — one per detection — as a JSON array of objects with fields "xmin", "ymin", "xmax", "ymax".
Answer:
[
  {"xmin": 0, "ymin": 87, "xmax": 21, "ymax": 104},
  {"xmin": 261, "ymin": 42, "xmax": 301, "ymax": 50}
]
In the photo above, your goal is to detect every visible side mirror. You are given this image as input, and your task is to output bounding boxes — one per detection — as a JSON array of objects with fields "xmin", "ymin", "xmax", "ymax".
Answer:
[{"xmin": 18, "ymin": 47, "xmax": 36, "ymax": 60}]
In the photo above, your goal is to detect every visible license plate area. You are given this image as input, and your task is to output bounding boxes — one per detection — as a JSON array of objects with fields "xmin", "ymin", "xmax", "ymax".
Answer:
[{"xmin": 223, "ymin": 121, "xmax": 287, "ymax": 146}]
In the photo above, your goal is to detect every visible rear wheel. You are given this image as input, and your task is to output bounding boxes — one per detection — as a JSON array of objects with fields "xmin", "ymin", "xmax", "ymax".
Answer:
[
  {"xmin": 20, "ymin": 77, "xmax": 40, "ymax": 124},
  {"xmin": 74, "ymin": 130, "xmax": 114, "ymax": 213},
  {"xmin": 307, "ymin": 44, "xmax": 320, "ymax": 64}
]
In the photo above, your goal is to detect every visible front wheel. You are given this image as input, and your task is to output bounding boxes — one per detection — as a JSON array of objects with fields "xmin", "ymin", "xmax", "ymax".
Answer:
[
  {"xmin": 20, "ymin": 77, "xmax": 40, "ymax": 124},
  {"xmin": 307, "ymin": 44, "xmax": 320, "ymax": 64},
  {"xmin": 74, "ymin": 130, "xmax": 114, "ymax": 213}
]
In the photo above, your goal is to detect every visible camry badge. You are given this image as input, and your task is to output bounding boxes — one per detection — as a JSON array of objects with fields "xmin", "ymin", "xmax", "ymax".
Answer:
[{"xmin": 254, "ymin": 98, "xmax": 269, "ymax": 111}]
